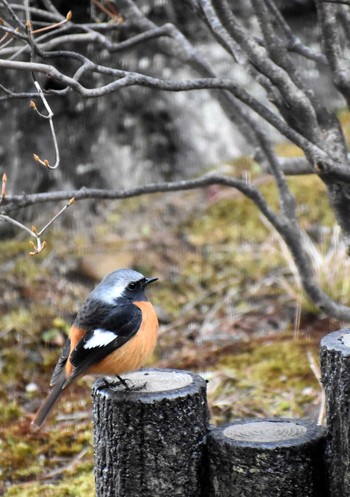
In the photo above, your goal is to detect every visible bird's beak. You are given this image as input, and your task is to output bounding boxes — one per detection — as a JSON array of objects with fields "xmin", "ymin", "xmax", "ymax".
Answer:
[{"xmin": 144, "ymin": 277, "xmax": 158, "ymax": 287}]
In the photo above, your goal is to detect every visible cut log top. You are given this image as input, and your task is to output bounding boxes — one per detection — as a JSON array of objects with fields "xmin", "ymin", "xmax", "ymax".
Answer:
[
  {"xmin": 210, "ymin": 418, "xmax": 326, "ymax": 449},
  {"xmin": 93, "ymin": 368, "xmax": 205, "ymax": 403},
  {"xmin": 224, "ymin": 420, "xmax": 307, "ymax": 444},
  {"xmin": 99, "ymin": 369, "xmax": 193, "ymax": 392},
  {"xmin": 321, "ymin": 328, "xmax": 350, "ymax": 355}
]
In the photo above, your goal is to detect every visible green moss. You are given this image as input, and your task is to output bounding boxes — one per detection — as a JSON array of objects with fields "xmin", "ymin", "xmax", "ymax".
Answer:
[
  {"xmin": 1, "ymin": 436, "xmax": 44, "ymax": 482},
  {"xmin": 187, "ymin": 196, "xmax": 270, "ymax": 246},
  {"xmin": 187, "ymin": 175, "xmax": 332, "ymax": 247},
  {"xmin": 287, "ymin": 176, "xmax": 335, "ymax": 227},
  {"xmin": 1, "ymin": 415, "xmax": 93, "ymax": 482},
  {"xmin": 0, "ymin": 239, "xmax": 32, "ymax": 263},
  {"xmin": 236, "ymin": 340, "xmax": 312, "ymax": 385},
  {"xmin": 1, "ymin": 308, "xmax": 39, "ymax": 335},
  {"xmin": 274, "ymin": 142, "xmax": 304, "ymax": 157},
  {"xmin": 153, "ymin": 286, "xmax": 183, "ymax": 317},
  {"xmin": 49, "ymin": 427, "xmax": 93, "ymax": 458},
  {"xmin": 0, "ymin": 401, "xmax": 22, "ymax": 424},
  {"xmin": 338, "ymin": 108, "xmax": 350, "ymax": 144},
  {"xmin": 181, "ymin": 173, "xmax": 340, "ymax": 319},
  {"xmin": 4, "ymin": 469, "xmax": 94, "ymax": 497},
  {"xmin": 207, "ymin": 336, "xmax": 320, "ymax": 423}
]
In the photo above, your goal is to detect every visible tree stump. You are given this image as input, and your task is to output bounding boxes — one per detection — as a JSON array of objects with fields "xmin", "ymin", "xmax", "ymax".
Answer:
[
  {"xmin": 207, "ymin": 418, "xmax": 327, "ymax": 497},
  {"xmin": 320, "ymin": 328, "xmax": 350, "ymax": 497},
  {"xmin": 92, "ymin": 368, "xmax": 210, "ymax": 497}
]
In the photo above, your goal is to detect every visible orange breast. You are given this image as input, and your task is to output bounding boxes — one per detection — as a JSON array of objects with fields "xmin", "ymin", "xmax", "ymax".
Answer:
[
  {"xmin": 88, "ymin": 301, "xmax": 159, "ymax": 375},
  {"xmin": 66, "ymin": 325, "xmax": 86, "ymax": 377}
]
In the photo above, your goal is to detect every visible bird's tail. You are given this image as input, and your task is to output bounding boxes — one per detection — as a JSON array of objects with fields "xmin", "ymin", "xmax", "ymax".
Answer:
[{"xmin": 31, "ymin": 374, "xmax": 67, "ymax": 429}]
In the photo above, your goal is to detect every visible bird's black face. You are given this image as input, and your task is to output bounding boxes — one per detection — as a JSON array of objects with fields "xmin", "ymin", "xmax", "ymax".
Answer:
[{"xmin": 122, "ymin": 277, "xmax": 158, "ymax": 302}]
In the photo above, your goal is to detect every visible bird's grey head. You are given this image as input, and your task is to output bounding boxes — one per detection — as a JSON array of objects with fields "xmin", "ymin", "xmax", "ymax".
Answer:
[{"xmin": 91, "ymin": 268, "xmax": 157, "ymax": 304}]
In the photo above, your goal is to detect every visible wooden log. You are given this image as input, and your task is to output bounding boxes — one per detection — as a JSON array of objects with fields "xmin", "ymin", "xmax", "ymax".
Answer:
[
  {"xmin": 320, "ymin": 328, "xmax": 350, "ymax": 496},
  {"xmin": 207, "ymin": 418, "xmax": 327, "ymax": 497},
  {"xmin": 92, "ymin": 368, "xmax": 210, "ymax": 497}
]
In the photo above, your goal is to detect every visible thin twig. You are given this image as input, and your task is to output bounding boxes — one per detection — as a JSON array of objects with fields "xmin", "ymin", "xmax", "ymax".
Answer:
[
  {"xmin": 0, "ymin": 196, "xmax": 75, "ymax": 255},
  {"xmin": 31, "ymin": 10, "xmax": 72, "ymax": 35},
  {"xmin": 39, "ymin": 446, "xmax": 90, "ymax": 480},
  {"xmin": 31, "ymin": 80, "xmax": 60, "ymax": 169},
  {"xmin": 37, "ymin": 197, "xmax": 75, "ymax": 236},
  {"xmin": 1, "ymin": 0, "xmax": 26, "ymax": 30},
  {"xmin": 264, "ymin": 0, "xmax": 327, "ymax": 64},
  {"xmin": 306, "ymin": 350, "xmax": 326, "ymax": 425},
  {"xmin": 315, "ymin": 0, "xmax": 350, "ymax": 105},
  {"xmin": 0, "ymin": 173, "xmax": 7, "ymax": 207},
  {"xmin": 92, "ymin": 0, "xmax": 122, "ymax": 22}
]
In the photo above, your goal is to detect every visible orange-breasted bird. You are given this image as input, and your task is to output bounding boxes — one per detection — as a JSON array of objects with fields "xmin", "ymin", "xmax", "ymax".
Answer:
[{"xmin": 31, "ymin": 268, "xmax": 158, "ymax": 429}]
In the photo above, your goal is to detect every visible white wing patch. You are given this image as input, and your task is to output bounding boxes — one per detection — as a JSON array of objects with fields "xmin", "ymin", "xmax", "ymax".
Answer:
[{"xmin": 84, "ymin": 329, "xmax": 117, "ymax": 349}]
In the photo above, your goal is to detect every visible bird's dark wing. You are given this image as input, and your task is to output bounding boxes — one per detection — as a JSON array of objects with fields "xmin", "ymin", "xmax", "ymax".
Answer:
[
  {"xmin": 50, "ymin": 338, "xmax": 71, "ymax": 387},
  {"xmin": 67, "ymin": 303, "xmax": 142, "ymax": 383}
]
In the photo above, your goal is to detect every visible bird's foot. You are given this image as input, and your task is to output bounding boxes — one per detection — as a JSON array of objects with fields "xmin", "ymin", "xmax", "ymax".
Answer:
[
  {"xmin": 114, "ymin": 376, "xmax": 148, "ymax": 391},
  {"xmin": 96, "ymin": 376, "xmax": 147, "ymax": 392}
]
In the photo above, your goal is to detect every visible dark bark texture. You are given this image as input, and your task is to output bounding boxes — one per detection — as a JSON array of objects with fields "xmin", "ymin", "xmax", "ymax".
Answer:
[
  {"xmin": 92, "ymin": 368, "xmax": 210, "ymax": 497},
  {"xmin": 320, "ymin": 329, "xmax": 350, "ymax": 497},
  {"xmin": 207, "ymin": 418, "xmax": 328, "ymax": 497}
]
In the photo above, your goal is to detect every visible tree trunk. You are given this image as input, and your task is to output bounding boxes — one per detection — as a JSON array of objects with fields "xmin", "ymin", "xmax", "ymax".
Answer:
[
  {"xmin": 92, "ymin": 368, "xmax": 210, "ymax": 497},
  {"xmin": 207, "ymin": 418, "xmax": 327, "ymax": 497},
  {"xmin": 320, "ymin": 329, "xmax": 350, "ymax": 496}
]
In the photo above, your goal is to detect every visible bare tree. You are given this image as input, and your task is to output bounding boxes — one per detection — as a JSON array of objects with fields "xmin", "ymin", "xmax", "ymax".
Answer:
[{"xmin": 1, "ymin": 0, "xmax": 350, "ymax": 319}]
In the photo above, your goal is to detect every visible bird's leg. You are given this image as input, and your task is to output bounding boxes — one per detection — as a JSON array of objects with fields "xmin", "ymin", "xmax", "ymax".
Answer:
[
  {"xmin": 96, "ymin": 375, "xmax": 147, "ymax": 392},
  {"xmin": 116, "ymin": 375, "xmax": 132, "ymax": 390},
  {"xmin": 115, "ymin": 376, "xmax": 147, "ymax": 391},
  {"xmin": 95, "ymin": 376, "xmax": 131, "ymax": 391}
]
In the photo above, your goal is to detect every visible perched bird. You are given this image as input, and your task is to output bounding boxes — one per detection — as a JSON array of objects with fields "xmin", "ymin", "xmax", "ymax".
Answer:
[{"xmin": 32, "ymin": 268, "xmax": 158, "ymax": 428}]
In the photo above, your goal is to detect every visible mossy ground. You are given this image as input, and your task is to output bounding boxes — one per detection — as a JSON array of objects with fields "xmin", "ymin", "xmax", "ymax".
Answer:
[{"xmin": 0, "ymin": 154, "xmax": 346, "ymax": 495}]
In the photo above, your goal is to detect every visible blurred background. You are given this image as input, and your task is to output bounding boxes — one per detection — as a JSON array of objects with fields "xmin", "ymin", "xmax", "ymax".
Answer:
[{"xmin": 0, "ymin": 0, "xmax": 348, "ymax": 495}]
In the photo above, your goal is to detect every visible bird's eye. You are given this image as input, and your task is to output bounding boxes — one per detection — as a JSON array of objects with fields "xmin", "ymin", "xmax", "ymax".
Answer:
[{"xmin": 127, "ymin": 282, "xmax": 137, "ymax": 291}]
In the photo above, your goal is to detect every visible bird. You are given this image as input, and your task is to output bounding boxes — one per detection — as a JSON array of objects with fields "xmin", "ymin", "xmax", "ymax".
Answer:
[{"xmin": 31, "ymin": 268, "xmax": 159, "ymax": 429}]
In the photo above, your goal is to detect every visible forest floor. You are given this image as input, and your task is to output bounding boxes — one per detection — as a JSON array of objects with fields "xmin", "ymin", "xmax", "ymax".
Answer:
[{"xmin": 0, "ymin": 153, "xmax": 348, "ymax": 496}]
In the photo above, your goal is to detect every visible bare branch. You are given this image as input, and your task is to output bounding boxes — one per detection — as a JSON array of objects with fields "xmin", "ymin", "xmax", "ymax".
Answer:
[
  {"xmin": 256, "ymin": 155, "xmax": 314, "ymax": 175},
  {"xmin": 8, "ymin": 4, "xmax": 67, "ymax": 23},
  {"xmin": 0, "ymin": 213, "xmax": 38, "ymax": 237},
  {"xmin": 315, "ymin": 0, "xmax": 350, "ymax": 105},
  {"xmin": 2, "ymin": 174, "xmax": 350, "ymax": 319},
  {"xmin": 0, "ymin": 196, "xmax": 75, "ymax": 255},
  {"xmin": 92, "ymin": 0, "xmax": 122, "ymax": 22},
  {"xmin": 264, "ymin": 0, "xmax": 327, "ymax": 65},
  {"xmin": 322, "ymin": 0, "xmax": 350, "ymax": 5},
  {"xmin": 39, "ymin": 25, "xmax": 173, "ymax": 54},
  {"xmin": 0, "ymin": 0, "xmax": 26, "ymax": 31},
  {"xmin": 2, "ymin": 175, "xmax": 277, "ymax": 219},
  {"xmin": 0, "ymin": 58, "xmax": 332, "ymax": 168},
  {"xmin": 0, "ymin": 87, "xmax": 43, "ymax": 101},
  {"xmin": 338, "ymin": 4, "xmax": 350, "ymax": 44},
  {"xmin": 209, "ymin": 0, "xmax": 320, "ymax": 143},
  {"xmin": 0, "ymin": 23, "xmax": 28, "ymax": 43},
  {"xmin": 196, "ymin": 0, "xmax": 276, "ymax": 96}
]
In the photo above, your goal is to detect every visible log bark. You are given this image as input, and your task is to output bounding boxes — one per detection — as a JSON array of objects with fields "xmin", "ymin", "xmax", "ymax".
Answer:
[
  {"xmin": 92, "ymin": 368, "xmax": 210, "ymax": 497},
  {"xmin": 320, "ymin": 328, "xmax": 350, "ymax": 497},
  {"xmin": 207, "ymin": 418, "xmax": 327, "ymax": 497}
]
